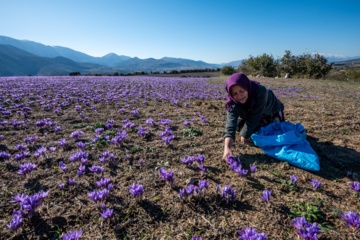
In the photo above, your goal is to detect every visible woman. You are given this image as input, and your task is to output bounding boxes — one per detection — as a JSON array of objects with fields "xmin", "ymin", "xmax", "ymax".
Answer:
[{"xmin": 222, "ymin": 72, "xmax": 285, "ymax": 160}]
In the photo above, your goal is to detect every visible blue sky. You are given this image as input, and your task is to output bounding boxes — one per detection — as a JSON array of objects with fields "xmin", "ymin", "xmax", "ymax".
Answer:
[{"xmin": 1, "ymin": 0, "xmax": 359, "ymax": 63}]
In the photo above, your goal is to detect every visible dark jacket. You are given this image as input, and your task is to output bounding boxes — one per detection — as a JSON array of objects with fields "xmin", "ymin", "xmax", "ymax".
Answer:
[{"xmin": 224, "ymin": 84, "xmax": 284, "ymax": 139}]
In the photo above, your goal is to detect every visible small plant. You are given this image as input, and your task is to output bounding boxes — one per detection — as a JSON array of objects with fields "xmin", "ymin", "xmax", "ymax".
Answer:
[
  {"xmin": 290, "ymin": 202, "xmax": 323, "ymax": 222},
  {"xmin": 182, "ymin": 127, "xmax": 202, "ymax": 137},
  {"xmin": 131, "ymin": 145, "xmax": 141, "ymax": 154}
]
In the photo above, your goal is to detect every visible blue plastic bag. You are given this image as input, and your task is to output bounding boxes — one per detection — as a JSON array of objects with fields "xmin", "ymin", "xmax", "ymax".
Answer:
[{"xmin": 250, "ymin": 122, "xmax": 320, "ymax": 171}]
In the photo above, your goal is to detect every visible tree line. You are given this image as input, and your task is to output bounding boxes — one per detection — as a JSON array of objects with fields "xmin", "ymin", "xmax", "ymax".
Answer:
[{"xmin": 221, "ymin": 50, "xmax": 334, "ymax": 79}]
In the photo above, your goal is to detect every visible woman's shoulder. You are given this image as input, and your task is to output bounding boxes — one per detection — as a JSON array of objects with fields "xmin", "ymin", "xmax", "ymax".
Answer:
[{"xmin": 255, "ymin": 84, "xmax": 267, "ymax": 97}]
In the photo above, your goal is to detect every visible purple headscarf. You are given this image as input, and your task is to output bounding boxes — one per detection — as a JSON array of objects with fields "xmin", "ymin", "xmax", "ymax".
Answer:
[{"xmin": 225, "ymin": 72, "xmax": 260, "ymax": 111}]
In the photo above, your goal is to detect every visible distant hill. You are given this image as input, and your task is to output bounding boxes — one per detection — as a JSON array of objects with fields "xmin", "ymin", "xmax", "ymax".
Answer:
[
  {"xmin": 0, "ymin": 44, "xmax": 117, "ymax": 76},
  {"xmin": 0, "ymin": 35, "xmax": 225, "ymax": 75}
]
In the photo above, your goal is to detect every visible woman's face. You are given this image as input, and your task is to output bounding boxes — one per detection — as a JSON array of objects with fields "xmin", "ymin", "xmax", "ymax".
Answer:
[{"xmin": 230, "ymin": 85, "xmax": 248, "ymax": 104}]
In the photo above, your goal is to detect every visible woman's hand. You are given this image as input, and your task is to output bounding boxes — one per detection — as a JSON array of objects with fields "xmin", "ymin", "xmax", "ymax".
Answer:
[
  {"xmin": 222, "ymin": 148, "xmax": 233, "ymax": 161},
  {"xmin": 223, "ymin": 137, "xmax": 234, "ymax": 161}
]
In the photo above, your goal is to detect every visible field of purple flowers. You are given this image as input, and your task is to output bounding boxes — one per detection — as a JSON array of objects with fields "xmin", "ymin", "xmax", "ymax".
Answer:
[{"xmin": 0, "ymin": 75, "xmax": 359, "ymax": 239}]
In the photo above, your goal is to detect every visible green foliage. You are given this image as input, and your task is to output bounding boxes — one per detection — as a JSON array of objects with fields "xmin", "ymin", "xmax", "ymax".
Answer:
[
  {"xmin": 346, "ymin": 70, "xmax": 360, "ymax": 80},
  {"xmin": 237, "ymin": 50, "xmax": 333, "ymax": 79},
  {"xmin": 73, "ymin": 123, "xmax": 87, "ymax": 129},
  {"xmin": 280, "ymin": 50, "xmax": 333, "ymax": 79},
  {"xmin": 221, "ymin": 65, "xmax": 236, "ymax": 75},
  {"xmin": 239, "ymin": 53, "xmax": 279, "ymax": 77},
  {"xmin": 104, "ymin": 130, "xmax": 117, "ymax": 137},
  {"xmin": 182, "ymin": 127, "xmax": 203, "ymax": 137},
  {"xmin": 290, "ymin": 203, "xmax": 324, "ymax": 222},
  {"xmin": 131, "ymin": 145, "xmax": 141, "ymax": 153}
]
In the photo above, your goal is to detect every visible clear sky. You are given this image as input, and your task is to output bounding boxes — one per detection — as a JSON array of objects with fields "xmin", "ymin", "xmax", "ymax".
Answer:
[{"xmin": 1, "ymin": 0, "xmax": 359, "ymax": 63}]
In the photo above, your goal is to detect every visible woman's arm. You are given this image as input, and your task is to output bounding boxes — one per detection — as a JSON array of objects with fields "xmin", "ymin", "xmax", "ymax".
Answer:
[{"xmin": 222, "ymin": 137, "xmax": 234, "ymax": 160}]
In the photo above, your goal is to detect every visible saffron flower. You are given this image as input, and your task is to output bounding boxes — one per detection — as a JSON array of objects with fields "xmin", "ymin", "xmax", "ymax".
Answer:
[
  {"xmin": 250, "ymin": 164, "xmax": 257, "ymax": 173},
  {"xmin": 237, "ymin": 227, "xmax": 267, "ymax": 240},
  {"xmin": 291, "ymin": 216, "xmax": 322, "ymax": 239},
  {"xmin": 192, "ymin": 236, "xmax": 202, "ymax": 240},
  {"xmin": 145, "ymin": 118, "xmax": 155, "ymax": 125},
  {"xmin": 89, "ymin": 165, "xmax": 104, "ymax": 174},
  {"xmin": 78, "ymin": 165, "xmax": 85, "ymax": 177},
  {"xmin": 76, "ymin": 141, "xmax": 86, "ymax": 150},
  {"xmin": 6, "ymin": 209, "xmax": 23, "ymax": 231},
  {"xmin": 59, "ymin": 183, "xmax": 65, "ymax": 190},
  {"xmin": 62, "ymin": 230, "xmax": 83, "ymax": 240},
  {"xmin": 34, "ymin": 146, "xmax": 46, "ymax": 158},
  {"xmin": 100, "ymin": 204, "xmax": 114, "ymax": 219},
  {"xmin": 179, "ymin": 188, "xmax": 187, "ymax": 199},
  {"xmin": 57, "ymin": 138, "xmax": 67, "ymax": 147},
  {"xmin": 309, "ymin": 179, "xmax": 322, "ymax": 189},
  {"xmin": 59, "ymin": 161, "xmax": 67, "ymax": 173},
  {"xmin": 70, "ymin": 130, "xmax": 84, "ymax": 140},
  {"xmin": 17, "ymin": 162, "xmax": 37, "ymax": 175},
  {"xmin": 0, "ymin": 151, "xmax": 11, "ymax": 160},
  {"xmin": 129, "ymin": 183, "xmax": 144, "ymax": 198},
  {"xmin": 261, "ymin": 189, "xmax": 272, "ymax": 203},
  {"xmin": 158, "ymin": 167, "xmax": 174, "ymax": 185},
  {"xmin": 221, "ymin": 185, "xmax": 237, "ymax": 203},
  {"xmin": 96, "ymin": 178, "xmax": 112, "ymax": 188},
  {"xmin": 88, "ymin": 189, "xmax": 109, "ymax": 202},
  {"xmin": 290, "ymin": 175, "xmax": 298, "ymax": 185},
  {"xmin": 196, "ymin": 154, "xmax": 205, "ymax": 163},
  {"xmin": 341, "ymin": 211, "xmax": 360, "ymax": 228},
  {"xmin": 350, "ymin": 182, "xmax": 360, "ymax": 194}
]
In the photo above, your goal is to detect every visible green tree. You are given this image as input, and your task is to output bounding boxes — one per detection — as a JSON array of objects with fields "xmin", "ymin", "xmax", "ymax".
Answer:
[
  {"xmin": 221, "ymin": 65, "xmax": 236, "ymax": 75},
  {"xmin": 238, "ymin": 54, "xmax": 279, "ymax": 77}
]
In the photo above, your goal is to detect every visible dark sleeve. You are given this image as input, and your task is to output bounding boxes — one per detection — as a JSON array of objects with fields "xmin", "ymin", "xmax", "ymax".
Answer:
[
  {"xmin": 223, "ymin": 104, "xmax": 241, "ymax": 140},
  {"xmin": 240, "ymin": 87, "xmax": 267, "ymax": 138}
]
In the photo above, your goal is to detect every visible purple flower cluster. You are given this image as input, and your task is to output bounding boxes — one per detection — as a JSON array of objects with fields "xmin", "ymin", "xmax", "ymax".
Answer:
[
  {"xmin": 159, "ymin": 126, "xmax": 174, "ymax": 145},
  {"xmin": 137, "ymin": 126, "xmax": 148, "ymax": 137},
  {"xmin": 261, "ymin": 190, "xmax": 272, "ymax": 204},
  {"xmin": 98, "ymin": 151, "xmax": 115, "ymax": 163},
  {"xmin": 158, "ymin": 167, "xmax": 174, "ymax": 185},
  {"xmin": 6, "ymin": 209, "xmax": 23, "ymax": 231},
  {"xmin": 59, "ymin": 161, "xmax": 67, "ymax": 173},
  {"xmin": 70, "ymin": 130, "xmax": 84, "ymax": 140},
  {"xmin": 96, "ymin": 178, "xmax": 114, "ymax": 190},
  {"xmin": 17, "ymin": 162, "xmax": 37, "ymax": 175},
  {"xmin": 24, "ymin": 135, "xmax": 38, "ymax": 144},
  {"xmin": 181, "ymin": 154, "xmax": 207, "ymax": 172},
  {"xmin": 88, "ymin": 189, "xmax": 109, "ymax": 203},
  {"xmin": 350, "ymin": 182, "xmax": 360, "ymax": 194},
  {"xmin": 100, "ymin": 204, "xmax": 114, "ymax": 219},
  {"xmin": 62, "ymin": 230, "xmax": 83, "ymax": 240},
  {"xmin": 309, "ymin": 179, "xmax": 322, "ymax": 190},
  {"xmin": 110, "ymin": 130, "xmax": 127, "ymax": 145},
  {"xmin": 290, "ymin": 175, "xmax": 299, "ymax": 185},
  {"xmin": 292, "ymin": 216, "xmax": 322, "ymax": 239},
  {"xmin": 341, "ymin": 211, "xmax": 360, "ymax": 228},
  {"xmin": 226, "ymin": 155, "xmax": 254, "ymax": 177},
  {"xmin": 11, "ymin": 190, "xmax": 48, "ymax": 218},
  {"xmin": 69, "ymin": 151, "xmax": 88, "ymax": 163},
  {"xmin": 216, "ymin": 185, "xmax": 237, "ymax": 203},
  {"xmin": 89, "ymin": 165, "xmax": 104, "ymax": 174},
  {"xmin": 129, "ymin": 183, "xmax": 144, "ymax": 198},
  {"xmin": 0, "ymin": 151, "xmax": 11, "ymax": 160},
  {"xmin": 237, "ymin": 227, "xmax": 267, "ymax": 240},
  {"xmin": 145, "ymin": 118, "xmax": 155, "ymax": 125},
  {"xmin": 34, "ymin": 146, "xmax": 47, "ymax": 158}
]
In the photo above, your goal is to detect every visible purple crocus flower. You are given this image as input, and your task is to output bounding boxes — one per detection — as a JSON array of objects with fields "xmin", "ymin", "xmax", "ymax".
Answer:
[
  {"xmin": 290, "ymin": 175, "xmax": 298, "ymax": 185},
  {"xmin": 196, "ymin": 154, "xmax": 205, "ymax": 163},
  {"xmin": 250, "ymin": 164, "xmax": 257, "ymax": 173},
  {"xmin": 70, "ymin": 131, "xmax": 84, "ymax": 140},
  {"xmin": 198, "ymin": 180, "xmax": 209, "ymax": 191},
  {"xmin": 68, "ymin": 178, "xmax": 75, "ymax": 186},
  {"xmin": 291, "ymin": 216, "xmax": 322, "ymax": 239},
  {"xmin": 16, "ymin": 144, "xmax": 27, "ymax": 151},
  {"xmin": 145, "ymin": 118, "xmax": 155, "ymax": 125},
  {"xmin": 221, "ymin": 185, "xmax": 237, "ymax": 203},
  {"xmin": 6, "ymin": 209, "xmax": 23, "ymax": 231},
  {"xmin": 350, "ymin": 182, "xmax": 360, "ymax": 193},
  {"xmin": 309, "ymin": 179, "xmax": 322, "ymax": 189},
  {"xmin": 58, "ymin": 138, "xmax": 67, "ymax": 147},
  {"xmin": 62, "ymin": 230, "xmax": 83, "ymax": 240},
  {"xmin": 89, "ymin": 165, "xmax": 104, "ymax": 174},
  {"xmin": 184, "ymin": 121, "xmax": 191, "ymax": 127},
  {"xmin": 341, "ymin": 211, "xmax": 360, "ymax": 228},
  {"xmin": 0, "ymin": 151, "xmax": 11, "ymax": 160},
  {"xmin": 179, "ymin": 188, "xmax": 187, "ymax": 199},
  {"xmin": 17, "ymin": 162, "xmax": 37, "ymax": 175},
  {"xmin": 59, "ymin": 183, "xmax": 65, "ymax": 190},
  {"xmin": 237, "ymin": 227, "xmax": 267, "ymax": 240},
  {"xmin": 129, "ymin": 183, "xmax": 144, "ymax": 198},
  {"xmin": 76, "ymin": 141, "xmax": 86, "ymax": 150},
  {"xmin": 192, "ymin": 236, "xmax": 202, "ymax": 240},
  {"xmin": 186, "ymin": 184, "xmax": 197, "ymax": 195},
  {"xmin": 78, "ymin": 165, "xmax": 85, "ymax": 177},
  {"xmin": 158, "ymin": 167, "xmax": 174, "ymax": 184},
  {"xmin": 100, "ymin": 206, "xmax": 114, "ymax": 219},
  {"xmin": 198, "ymin": 164, "xmax": 208, "ymax": 172},
  {"xmin": 96, "ymin": 178, "xmax": 111, "ymax": 188},
  {"xmin": 59, "ymin": 161, "xmax": 67, "ymax": 173},
  {"xmin": 261, "ymin": 190, "xmax": 272, "ymax": 203}
]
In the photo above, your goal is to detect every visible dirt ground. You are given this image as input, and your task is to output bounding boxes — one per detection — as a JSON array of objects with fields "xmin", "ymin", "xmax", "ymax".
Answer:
[{"xmin": 0, "ymin": 76, "xmax": 359, "ymax": 239}]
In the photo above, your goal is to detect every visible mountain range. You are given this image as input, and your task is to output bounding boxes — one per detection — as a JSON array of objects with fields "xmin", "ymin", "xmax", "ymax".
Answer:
[
  {"xmin": 0, "ymin": 36, "xmax": 234, "ymax": 76},
  {"xmin": 0, "ymin": 35, "xmax": 358, "ymax": 76}
]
